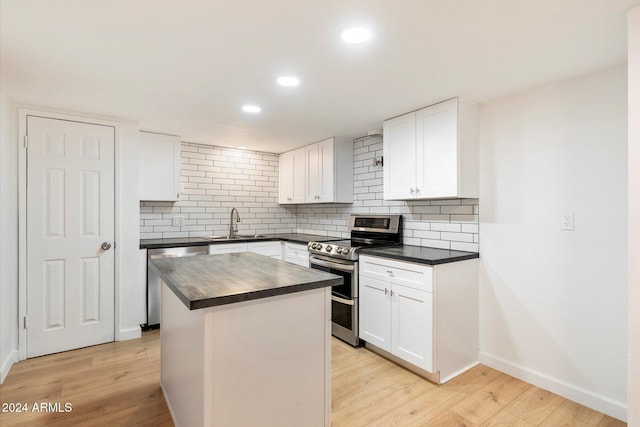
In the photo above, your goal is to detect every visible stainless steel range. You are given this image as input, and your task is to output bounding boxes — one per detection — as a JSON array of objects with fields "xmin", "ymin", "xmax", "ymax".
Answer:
[{"xmin": 308, "ymin": 214, "xmax": 402, "ymax": 346}]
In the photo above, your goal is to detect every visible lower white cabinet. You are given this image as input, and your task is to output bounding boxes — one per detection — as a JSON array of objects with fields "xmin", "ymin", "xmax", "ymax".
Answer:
[
  {"xmin": 247, "ymin": 241, "xmax": 282, "ymax": 259},
  {"xmin": 283, "ymin": 242, "xmax": 309, "ymax": 267},
  {"xmin": 359, "ymin": 255, "xmax": 477, "ymax": 383},
  {"xmin": 209, "ymin": 243, "xmax": 248, "ymax": 254},
  {"xmin": 209, "ymin": 241, "xmax": 284, "ymax": 259}
]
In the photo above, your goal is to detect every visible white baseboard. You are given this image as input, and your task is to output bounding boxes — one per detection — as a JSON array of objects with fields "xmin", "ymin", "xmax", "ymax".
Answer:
[
  {"xmin": 479, "ymin": 351, "xmax": 627, "ymax": 422},
  {"xmin": 117, "ymin": 327, "xmax": 142, "ymax": 341},
  {"xmin": 0, "ymin": 349, "xmax": 18, "ymax": 384}
]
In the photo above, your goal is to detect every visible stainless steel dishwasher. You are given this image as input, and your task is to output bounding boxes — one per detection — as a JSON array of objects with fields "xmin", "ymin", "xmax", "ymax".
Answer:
[{"xmin": 145, "ymin": 245, "xmax": 209, "ymax": 329}]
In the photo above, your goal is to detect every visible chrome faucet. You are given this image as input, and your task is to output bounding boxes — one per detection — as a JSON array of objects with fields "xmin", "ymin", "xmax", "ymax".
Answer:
[{"xmin": 229, "ymin": 207, "xmax": 241, "ymax": 237}]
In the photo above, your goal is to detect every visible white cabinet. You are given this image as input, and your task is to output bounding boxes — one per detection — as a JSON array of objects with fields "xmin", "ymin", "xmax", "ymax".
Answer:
[
  {"xmin": 209, "ymin": 241, "xmax": 284, "ymax": 259},
  {"xmin": 283, "ymin": 242, "xmax": 309, "ymax": 267},
  {"xmin": 278, "ymin": 147, "xmax": 306, "ymax": 204},
  {"xmin": 383, "ymin": 98, "xmax": 478, "ymax": 200},
  {"xmin": 209, "ymin": 243, "xmax": 247, "ymax": 254},
  {"xmin": 279, "ymin": 137, "xmax": 353, "ymax": 204},
  {"xmin": 139, "ymin": 131, "xmax": 182, "ymax": 201},
  {"xmin": 305, "ymin": 137, "xmax": 353, "ymax": 203},
  {"xmin": 359, "ymin": 255, "xmax": 478, "ymax": 383},
  {"xmin": 247, "ymin": 241, "xmax": 283, "ymax": 259},
  {"xmin": 360, "ymin": 257, "xmax": 434, "ymax": 372}
]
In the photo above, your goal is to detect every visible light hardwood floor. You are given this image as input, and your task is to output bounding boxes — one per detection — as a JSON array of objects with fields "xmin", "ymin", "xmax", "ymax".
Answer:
[{"xmin": 0, "ymin": 331, "xmax": 626, "ymax": 426}]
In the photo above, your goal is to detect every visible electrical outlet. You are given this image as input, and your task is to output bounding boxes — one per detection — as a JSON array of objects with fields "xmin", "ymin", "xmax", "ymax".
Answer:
[
  {"xmin": 172, "ymin": 216, "xmax": 185, "ymax": 227},
  {"xmin": 560, "ymin": 212, "xmax": 574, "ymax": 231}
]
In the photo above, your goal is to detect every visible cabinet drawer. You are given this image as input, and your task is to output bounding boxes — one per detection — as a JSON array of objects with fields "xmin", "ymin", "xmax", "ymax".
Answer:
[
  {"xmin": 360, "ymin": 255, "xmax": 433, "ymax": 292},
  {"xmin": 247, "ymin": 241, "xmax": 282, "ymax": 258},
  {"xmin": 208, "ymin": 243, "xmax": 248, "ymax": 254},
  {"xmin": 284, "ymin": 242, "xmax": 309, "ymax": 267}
]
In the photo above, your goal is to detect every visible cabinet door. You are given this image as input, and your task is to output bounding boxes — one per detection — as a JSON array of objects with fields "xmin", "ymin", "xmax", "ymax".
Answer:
[
  {"xmin": 139, "ymin": 131, "xmax": 181, "ymax": 201},
  {"xmin": 279, "ymin": 148, "xmax": 306, "ymax": 204},
  {"xmin": 283, "ymin": 242, "xmax": 309, "ymax": 267},
  {"xmin": 317, "ymin": 138, "xmax": 334, "ymax": 202},
  {"xmin": 392, "ymin": 285, "xmax": 433, "ymax": 372},
  {"xmin": 416, "ymin": 99, "xmax": 458, "ymax": 198},
  {"xmin": 291, "ymin": 147, "xmax": 306, "ymax": 203},
  {"xmin": 278, "ymin": 151, "xmax": 294, "ymax": 204},
  {"xmin": 306, "ymin": 143, "xmax": 320, "ymax": 202},
  {"xmin": 359, "ymin": 276, "xmax": 392, "ymax": 351},
  {"xmin": 383, "ymin": 112, "xmax": 417, "ymax": 200}
]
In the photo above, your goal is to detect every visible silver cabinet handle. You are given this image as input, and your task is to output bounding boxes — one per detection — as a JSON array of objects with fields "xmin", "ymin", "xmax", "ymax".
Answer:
[
  {"xmin": 384, "ymin": 288, "xmax": 388, "ymax": 295},
  {"xmin": 390, "ymin": 290, "xmax": 395, "ymax": 297},
  {"xmin": 101, "ymin": 242, "xmax": 112, "ymax": 250},
  {"xmin": 386, "ymin": 270, "xmax": 393, "ymax": 275},
  {"xmin": 410, "ymin": 187, "xmax": 415, "ymax": 194}
]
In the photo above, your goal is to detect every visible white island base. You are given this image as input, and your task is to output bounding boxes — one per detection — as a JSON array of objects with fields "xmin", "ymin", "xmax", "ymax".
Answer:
[{"xmin": 161, "ymin": 283, "xmax": 331, "ymax": 427}]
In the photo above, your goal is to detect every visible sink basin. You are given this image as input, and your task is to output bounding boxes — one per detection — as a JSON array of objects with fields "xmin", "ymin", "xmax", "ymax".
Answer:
[{"xmin": 204, "ymin": 234, "xmax": 267, "ymax": 241}]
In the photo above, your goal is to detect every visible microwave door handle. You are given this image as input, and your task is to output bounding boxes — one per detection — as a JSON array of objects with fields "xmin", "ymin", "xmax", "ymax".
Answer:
[{"xmin": 309, "ymin": 257, "xmax": 354, "ymax": 272}]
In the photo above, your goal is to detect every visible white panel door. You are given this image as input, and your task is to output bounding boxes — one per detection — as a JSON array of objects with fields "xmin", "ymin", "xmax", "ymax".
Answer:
[
  {"xmin": 359, "ymin": 276, "xmax": 392, "ymax": 351},
  {"xmin": 416, "ymin": 99, "xmax": 458, "ymax": 198},
  {"xmin": 391, "ymin": 284, "xmax": 433, "ymax": 372},
  {"xmin": 383, "ymin": 112, "xmax": 417, "ymax": 200},
  {"xmin": 26, "ymin": 116, "xmax": 115, "ymax": 358}
]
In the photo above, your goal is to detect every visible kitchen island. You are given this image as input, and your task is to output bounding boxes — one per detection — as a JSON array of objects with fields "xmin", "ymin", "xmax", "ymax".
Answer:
[{"xmin": 150, "ymin": 252, "xmax": 342, "ymax": 427}]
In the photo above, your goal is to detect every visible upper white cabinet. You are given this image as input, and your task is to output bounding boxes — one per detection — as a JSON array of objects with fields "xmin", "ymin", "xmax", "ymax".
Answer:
[
  {"xmin": 139, "ymin": 131, "xmax": 181, "ymax": 201},
  {"xmin": 279, "ymin": 137, "xmax": 353, "ymax": 204},
  {"xmin": 279, "ymin": 147, "xmax": 306, "ymax": 204},
  {"xmin": 383, "ymin": 98, "xmax": 478, "ymax": 200}
]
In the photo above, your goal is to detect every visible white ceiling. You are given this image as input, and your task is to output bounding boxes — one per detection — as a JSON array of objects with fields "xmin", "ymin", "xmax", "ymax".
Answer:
[{"xmin": 1, "ymin": 0, "xmax": 636, "ymax": 153}]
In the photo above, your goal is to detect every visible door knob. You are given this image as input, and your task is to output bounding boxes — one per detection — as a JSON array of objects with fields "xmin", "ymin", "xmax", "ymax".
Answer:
[{"xmin": 101, "ymin": 242, "xmax": 112, "ymax": 251}]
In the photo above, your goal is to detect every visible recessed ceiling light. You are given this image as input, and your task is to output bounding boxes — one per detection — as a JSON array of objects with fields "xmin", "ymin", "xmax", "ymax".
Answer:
[
  {"xmin": 236, "ymin": 146, "xmax": 247, "ymax": 150},
  {"xmin": 277, "ymin": 76, "xmax": 300, "ymax": 87},
  {"xmin": 242, "ymin": 105, "xmax": 261, "ymax": 113},
  {"xmin": 340, "ymin": 27, "xmax": 371, "ymax": 44}
]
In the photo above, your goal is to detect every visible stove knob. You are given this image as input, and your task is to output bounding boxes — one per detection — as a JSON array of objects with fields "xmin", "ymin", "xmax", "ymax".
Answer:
[
  {"xmin": 336, "ymin": 247, "xmax": 343, "ymax": 254},
  {"xmin": 325, "ymin": 245, "xmax": 333, "ymax": 252},
  {"xmin": 312, "ymin": 243, "xmax": 319, "ymax": 250},
  {"xmin": 342, "ymin": 248, "xmax": 351, "ymax": 255}
]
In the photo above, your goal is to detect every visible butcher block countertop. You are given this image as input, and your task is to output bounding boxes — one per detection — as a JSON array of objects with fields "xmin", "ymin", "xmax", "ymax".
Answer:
[{"xmin": 149, "ymin": 252, "xmax": 342, "ymax": 310}]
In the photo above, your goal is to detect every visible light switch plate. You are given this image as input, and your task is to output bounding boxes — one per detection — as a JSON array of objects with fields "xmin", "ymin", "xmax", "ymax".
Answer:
[{"xmin": 560, "ymin": 212, "xmax": 574, "ymax": 231}]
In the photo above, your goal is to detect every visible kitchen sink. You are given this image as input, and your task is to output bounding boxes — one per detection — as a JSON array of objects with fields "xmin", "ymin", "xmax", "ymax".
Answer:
[{"xmin": 204, "ymin": 234, "xmax": 268, "ymax": 241}]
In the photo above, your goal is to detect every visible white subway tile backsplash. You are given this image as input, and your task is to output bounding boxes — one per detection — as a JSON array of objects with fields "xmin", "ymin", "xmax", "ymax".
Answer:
[{"xmin": 141, "ymin": 138, "xmax": 479, "ymax": 252}]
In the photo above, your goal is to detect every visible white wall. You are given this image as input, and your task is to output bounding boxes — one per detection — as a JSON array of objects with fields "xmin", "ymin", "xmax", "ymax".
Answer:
[
  {"xmin": 0, "ymin": 87, "xmax": 19, "ymax": 383},
  {"xmin": 627, "ymin": 5, "xmax": 640, "ymax": 427},
  {"xmin": 479, "ymin": 65, "xmax": 628, "ymax": 420}
]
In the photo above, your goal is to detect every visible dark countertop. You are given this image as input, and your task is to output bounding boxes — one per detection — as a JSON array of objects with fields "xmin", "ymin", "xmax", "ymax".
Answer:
[
  {"xmin": 360, "ymin": 245, "xmax": 479, "ymax": 265},
  {"xmin": 140, "ymin": 233, "xmax": 336, "ymax": 249},
  {"xmin": 150, "ymin": 252, "xmax": 343, "ymax": 310}
]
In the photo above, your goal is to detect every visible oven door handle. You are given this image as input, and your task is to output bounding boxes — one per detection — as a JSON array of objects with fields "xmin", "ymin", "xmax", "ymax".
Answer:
[
  {"xmin": 331, "ymin": 295, "xmax": 355, "ymax": 306},
  {"xmin": 309, "ymin": 256, "xmax": 354, "ymax": 272}
]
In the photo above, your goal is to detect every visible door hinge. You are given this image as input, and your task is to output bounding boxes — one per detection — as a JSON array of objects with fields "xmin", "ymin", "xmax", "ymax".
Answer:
[
  {"xmin": 23, "ymin": 316, "xmax": 28, "ymax": 329},
  {"xmin": 23, "ymin": 135, "xmax": 28, "ymax": 149}
]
